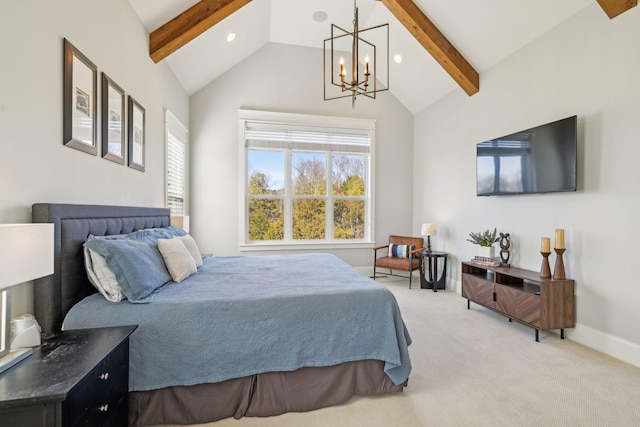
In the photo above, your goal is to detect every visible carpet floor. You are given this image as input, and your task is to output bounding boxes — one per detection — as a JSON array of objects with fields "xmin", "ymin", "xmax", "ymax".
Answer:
[{"xmin": 162, "ymin": 276, "xmax": 640, "ymax": 427}]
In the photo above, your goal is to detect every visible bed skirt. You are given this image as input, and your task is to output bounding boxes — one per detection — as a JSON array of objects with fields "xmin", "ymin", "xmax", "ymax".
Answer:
[{"xmin": 129, "ymin": 360, "xmax": 406, "ymax": 426}]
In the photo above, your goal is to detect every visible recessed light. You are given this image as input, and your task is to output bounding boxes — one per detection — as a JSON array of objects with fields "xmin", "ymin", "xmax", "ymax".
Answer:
[
  {"xmin": 313, "ymin": 11, "xmax": 328, "ymax": 22},
  {"xmin": 394, "ymin": 54, "xmax": 403, "ymax": 64},
  {"xmin": 226, "ymin": 32, "xmax": 236, "ymax": 42}
]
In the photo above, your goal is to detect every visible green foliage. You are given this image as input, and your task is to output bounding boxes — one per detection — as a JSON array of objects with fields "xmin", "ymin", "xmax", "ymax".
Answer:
[
  {"xmin": 248, "ymin": 153, "xmax": 366, "ymax": 241},
  {"xmin": 467, "ymin": 228, "xmax": 499, "ymax": 247}
]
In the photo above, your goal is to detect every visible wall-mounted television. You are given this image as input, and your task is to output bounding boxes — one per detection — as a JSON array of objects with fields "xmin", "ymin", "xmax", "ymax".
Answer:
[{"xmin": 476, "ymin": 115, "xmax": 577, "ymax": 196}]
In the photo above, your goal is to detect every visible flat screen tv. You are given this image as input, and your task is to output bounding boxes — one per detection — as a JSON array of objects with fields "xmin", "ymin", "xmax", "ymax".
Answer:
[{"xmin": 476, "ymin": 115, "xmax": 577, "ymax": 196}]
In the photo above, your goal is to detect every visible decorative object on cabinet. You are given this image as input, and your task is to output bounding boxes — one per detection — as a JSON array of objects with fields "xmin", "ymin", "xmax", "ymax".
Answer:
[
  {"xmin": 0, "ymin": 326, "xmax": 135, "ymax": 426},
  {"xmin": 540, "ymin": 253, "xmax": 551, "ymax": 278},
  {"xmin": 461, "ymin": 262, "xmax": 574, "ymax": 342},
  {"xmin": 499, "ymin": 232, "xmax": 511, "ymax": 267},
  {"xmin": 0, "ymin": 224, "xmax": 53, "ymax": 373},
  {"xmin": 63, "ymin": 39, "xmax": 97, "ymax": 155},
  {"xmin": 553, "ymin": 229, "xmax": 566, "ymax": 280},
  {"xmin": 420, "ymin": 223, "xmax": 436, "ymax": 253},
  {"xmin": 101, "ymin": 73, "xmax": 125, "ymax": 164},
  {"xmin": 127, "ymin": 95, "xmax": 145, "ymax": 172},
  {"xmin": 467, "ymin": 228, "xmax": 499, "ymax": 258}
]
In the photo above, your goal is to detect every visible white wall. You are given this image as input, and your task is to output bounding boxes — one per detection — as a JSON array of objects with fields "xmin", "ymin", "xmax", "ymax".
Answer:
[
  {"xmin": 414, "ymin": 4, "xmax": 640, "ymax": 366},
  {"xmin": 190, "ymin": 43, "xmax": 414, "ymax": 267},
  {"xmin": 0, "ymin": 1, "xmax": 189, "ymax": 315}
]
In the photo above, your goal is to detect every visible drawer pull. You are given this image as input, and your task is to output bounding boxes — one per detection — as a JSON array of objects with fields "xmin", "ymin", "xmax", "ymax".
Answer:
[
  {"xmin": 99, "ymin": 404, "xmax": 109, "ymax": 412},
  {"xmin": 99, "ymin": 372, "xmax": 110, "ymax": 380}
]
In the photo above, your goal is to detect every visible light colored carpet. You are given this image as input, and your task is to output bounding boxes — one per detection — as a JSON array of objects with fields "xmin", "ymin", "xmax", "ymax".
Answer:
[{"xmin": 162, "ymin": 276, "xmax": 640, "ymax": 427}]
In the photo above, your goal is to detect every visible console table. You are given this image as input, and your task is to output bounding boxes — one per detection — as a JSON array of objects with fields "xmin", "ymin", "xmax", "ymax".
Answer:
[
  {"xmin": 420, "ymin": 251, "xmax": 447, "ymax": 292},
  {"xmin": 0, "ymin": 325, "xmax": 136, "ymax": 426},
  {"xmin": 461, "ymin": 262, "xmax": 574, "ymax": 341}
]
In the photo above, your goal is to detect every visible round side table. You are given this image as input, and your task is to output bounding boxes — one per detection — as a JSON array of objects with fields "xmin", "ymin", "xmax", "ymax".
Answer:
[{"xmin": 419, "ymin": 251, "xmax": 448, "ymax": 292}]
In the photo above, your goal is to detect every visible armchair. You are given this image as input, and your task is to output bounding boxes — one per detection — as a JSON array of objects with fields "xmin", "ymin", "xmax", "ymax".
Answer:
[{"xmin": 372, "ymin": 235, "xmax": 424, "ymax": 288}]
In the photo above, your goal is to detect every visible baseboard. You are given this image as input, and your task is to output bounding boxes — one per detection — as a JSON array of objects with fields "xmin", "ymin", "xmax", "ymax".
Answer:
[{"xmin": 567, "ymin": 323, "xmax": 640, "ymax": 369}]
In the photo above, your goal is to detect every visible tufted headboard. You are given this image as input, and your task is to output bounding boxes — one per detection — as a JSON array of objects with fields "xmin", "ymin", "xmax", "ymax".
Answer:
[{"xmin": 32, "ymin": 203, "xmax": 171, "ymax": 337}]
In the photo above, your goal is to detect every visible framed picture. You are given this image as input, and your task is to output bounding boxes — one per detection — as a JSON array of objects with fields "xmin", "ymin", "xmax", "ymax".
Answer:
[
  {"xmin": 101, "ymin": 73, "xmax": 125, "ymax": 164},
  {"xmin": 63, "ymin": 39, "xmax": 97, "ymax": 155},
  {"xmin": 127, "ymin": 95, "xmax": 145, "ymax": 172}
]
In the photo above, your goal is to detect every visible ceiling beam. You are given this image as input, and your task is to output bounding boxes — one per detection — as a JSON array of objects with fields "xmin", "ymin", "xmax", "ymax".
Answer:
[
  {"xmin": 149, "ymin": 0, "xmax": 252, "ymax": 63},
  {"xmin": 380, "ymin": 0, "xmax": 479, "ymax": 96},
  {"xmin": 596, "ymin": 0, "xmax": 637, "ymax": 19}
]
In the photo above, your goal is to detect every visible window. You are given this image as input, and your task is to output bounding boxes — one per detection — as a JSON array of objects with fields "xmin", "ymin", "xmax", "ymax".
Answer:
[
  {"xmin": 165, "ymin": 110, "xmax": 188, "ymax": 216},
  {"xmin": 240, "ymin": 110, "xmax": 374, "ymax": 249}
]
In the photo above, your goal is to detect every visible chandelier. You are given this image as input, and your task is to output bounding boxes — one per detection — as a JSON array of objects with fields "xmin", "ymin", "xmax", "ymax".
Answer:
[{"xmin": 324, "ymin": 0, "xmax": 389, "ymax": 107}]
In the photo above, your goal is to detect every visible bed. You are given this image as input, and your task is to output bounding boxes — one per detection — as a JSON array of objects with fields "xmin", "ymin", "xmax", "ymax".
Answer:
[{"xmin": 32, "ymin": 203, "xmax": 411, "ymax": 426}]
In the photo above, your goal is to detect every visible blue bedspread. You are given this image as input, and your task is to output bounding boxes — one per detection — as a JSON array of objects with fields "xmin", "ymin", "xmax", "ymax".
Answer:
[{"xmin": 63, "ymin": 253, "xmax": 412, "ymax": 391}]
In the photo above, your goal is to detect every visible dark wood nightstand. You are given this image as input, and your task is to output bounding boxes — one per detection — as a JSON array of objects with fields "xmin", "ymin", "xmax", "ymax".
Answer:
[{"xmin": 0, "ymin": 325, "xmax": 136, "ymax": 426}]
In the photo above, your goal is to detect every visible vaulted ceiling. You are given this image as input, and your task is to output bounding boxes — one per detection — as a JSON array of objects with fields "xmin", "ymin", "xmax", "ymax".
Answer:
[{"xmin": 128, "ymin": 0, "xmax": 636, "ymax": 114}]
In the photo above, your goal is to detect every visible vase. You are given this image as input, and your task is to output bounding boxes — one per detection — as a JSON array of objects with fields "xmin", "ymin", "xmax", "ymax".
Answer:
[{"xmin": 478, "ymin": 246, "xmax": 495, "ymax": 259}]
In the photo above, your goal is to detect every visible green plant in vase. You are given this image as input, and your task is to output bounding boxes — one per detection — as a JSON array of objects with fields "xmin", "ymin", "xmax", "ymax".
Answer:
[{"xmin": 467, "ymin": 228, "xmax": 499, "ymax": 258}]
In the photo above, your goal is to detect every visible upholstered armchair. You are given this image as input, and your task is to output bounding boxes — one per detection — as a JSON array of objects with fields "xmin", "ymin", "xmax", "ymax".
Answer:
[{"xmin": 372, "ymin": 235, "xmax": 425, "ymax": 289}]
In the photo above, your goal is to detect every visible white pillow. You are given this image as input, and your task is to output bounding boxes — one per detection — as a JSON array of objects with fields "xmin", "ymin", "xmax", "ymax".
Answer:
[
  {"xmin": 158, "ymin": 237, "xmax": 197, "ymax": 282},
  {"xmin": 83, "ymin": 244, "xmax": 126, "ymax": 302},
  {"xmin": 179, "ymin": 234, "xmax": 203, "ymax": 267}
]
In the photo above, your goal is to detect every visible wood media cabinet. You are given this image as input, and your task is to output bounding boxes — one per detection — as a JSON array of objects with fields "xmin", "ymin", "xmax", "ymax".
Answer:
[{"xmin": 461, "ymin": 262, "xmax": 575, "ymax": 341}]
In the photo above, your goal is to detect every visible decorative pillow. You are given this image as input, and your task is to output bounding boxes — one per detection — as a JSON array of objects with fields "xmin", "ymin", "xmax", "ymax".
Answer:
[
  {"xmin": 84, "ymin": 237, "xmax": 172, "ymax": 303},
  {"xmin": 179, "ymin": 234, "xmax": 203, "ymax": 267},
  {"xmin": 83, "ymin": 241, "xmax": 125, "ymax": 302},
  {"xmin": 158, "ymin": 237, "xmax": 197, "ymax": 282},
  {"xmin": 388, "ymin": 243, "xmax": 416, "ymax": 259}
]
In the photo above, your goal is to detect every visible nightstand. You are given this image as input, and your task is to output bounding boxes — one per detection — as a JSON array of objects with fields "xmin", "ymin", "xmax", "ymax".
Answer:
[
  {"xmin": 419, "ymin": 251, "xmax": 448, "ymax": 292},
  {"xmin": 0, "ymin": 325, "xmax": 136, "ymax": 426}
]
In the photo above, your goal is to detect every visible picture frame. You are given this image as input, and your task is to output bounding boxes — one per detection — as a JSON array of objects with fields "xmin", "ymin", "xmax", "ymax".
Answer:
[
  {"xmin": 101, "ymin": 73, "xmax": 125, "ymax": 164},
  {"xmin": 127, "ymin": 95, "xmax": 145, "ymax": 172},
  {"xmin": 63, "ymin": 39, "xmax": 97, "ymax": 155}
]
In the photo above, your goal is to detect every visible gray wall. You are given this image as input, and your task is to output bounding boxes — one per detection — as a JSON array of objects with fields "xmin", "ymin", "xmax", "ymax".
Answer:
[
  {"xmin": 0, "ymin": 1, "xmax": 189, "ymax": 315},
  {"xmin": 190, "ymin": 43, "xmax": 414, "ymax": 267},
  {"xmin": 413, "ymin": 4, "xmax": 640, "ymax": 366}
]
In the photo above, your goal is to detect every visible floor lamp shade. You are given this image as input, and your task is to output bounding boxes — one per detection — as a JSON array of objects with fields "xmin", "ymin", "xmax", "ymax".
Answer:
[{"xmin": 0, "ymin": 223, "xmax": 54, "ymax": 373}]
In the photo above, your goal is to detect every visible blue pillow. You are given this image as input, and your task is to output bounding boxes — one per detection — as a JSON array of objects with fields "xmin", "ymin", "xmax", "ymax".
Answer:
[
  {"xmin": 388, "ymin": 243, "xmax": 416, "ymax": 259},
  {"xmin": 97, "ymin": 226, "xmax": 186, "ymax": 243},
  {"xmin": 85, "ymin": 237, "xmax": 171, "ymax": 303}
]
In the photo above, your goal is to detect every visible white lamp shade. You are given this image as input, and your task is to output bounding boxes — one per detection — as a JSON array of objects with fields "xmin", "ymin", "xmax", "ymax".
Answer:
[
  {"xmin": 421, "ymin": 223, "xmax": 437, "ymax": 236},
  {"xmin": 0, "ymin": 224, "xmax": 54, "ymax": 289}
]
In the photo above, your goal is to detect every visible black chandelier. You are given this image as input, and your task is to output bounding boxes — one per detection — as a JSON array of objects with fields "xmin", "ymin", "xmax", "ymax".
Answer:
[{"xmin": 324, "ymin": 0, "xmax": 389, "ymax": 107}]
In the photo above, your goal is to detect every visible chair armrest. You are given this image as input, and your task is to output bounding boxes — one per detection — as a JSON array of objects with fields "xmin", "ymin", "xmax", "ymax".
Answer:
[
  {"xmin": 410, "ymin": 247, "xmax": 425, "ymax": 255},
  {"xmin": 373, "ymin": 245, "xmax": 388, "ymax": 252}
]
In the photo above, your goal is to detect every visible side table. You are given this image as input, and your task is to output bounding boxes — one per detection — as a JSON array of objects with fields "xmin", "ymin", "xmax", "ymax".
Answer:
[
  {"xmin": 420, "ymin": 251, "xmax": 448, "ymax": 292},
  {"xmin": 0, "ymin": 325, "xmax": 136, "ymax": 426}
]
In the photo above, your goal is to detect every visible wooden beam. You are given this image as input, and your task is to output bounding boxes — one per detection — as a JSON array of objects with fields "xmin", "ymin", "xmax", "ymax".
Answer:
[
  {"xmin": 150, "ymin": 0, "xmax": 252, "ymax": 63},
  {"xmin": 380, "ymin": 0, "xmax": 479, "ymax": 96},
  {"xmin": 596, "ymin": 0, "xmax": 637, "ymax": 19}
]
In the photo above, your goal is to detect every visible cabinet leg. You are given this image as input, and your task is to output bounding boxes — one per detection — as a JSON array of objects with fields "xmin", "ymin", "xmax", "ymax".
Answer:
[
  {"xmin": 561, "ymin": 329, "xmax": 564, "ymax": 339},
  {"xmin": 508, "ymin": 318, "xmax": 512, "ymax": 322},
  {"xmin": 467, "ymin": 299, "xmax": 470, "ymax": 310},
  {"xmin": 535, "ymin": 329, "xmax": 539, "ymax": 342}
]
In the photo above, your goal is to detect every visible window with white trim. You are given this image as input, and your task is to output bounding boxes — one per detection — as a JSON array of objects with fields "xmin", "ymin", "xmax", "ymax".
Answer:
[
  {"xmin": 165, "ymin": 110, "xmax": 188, "ymax": 216},
  {"xmin": 240, "ymin": 110, "xmax": 374, "ymax": 248}
]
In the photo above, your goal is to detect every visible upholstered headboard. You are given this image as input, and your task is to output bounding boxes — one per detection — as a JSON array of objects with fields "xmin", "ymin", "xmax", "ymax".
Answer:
[{"xmin": 32, "ymin": 203, "xmax": 171, "ymax": 337}]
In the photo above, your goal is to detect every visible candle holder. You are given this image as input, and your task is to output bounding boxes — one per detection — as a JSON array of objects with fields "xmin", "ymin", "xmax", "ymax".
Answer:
[
  {"xmin": 553, "ymin": 248, "xmax": 566, "ymax": 280},
  {"xmin": 540, "ymin": 252, "xmax": 551, "ymax": 278}
]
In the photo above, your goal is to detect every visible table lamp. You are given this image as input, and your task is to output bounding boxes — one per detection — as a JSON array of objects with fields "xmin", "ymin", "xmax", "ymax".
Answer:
[
  {"xmin": 421, "ymin": 223, "xmax": 437, "ymax": 252},
  {"xmin": 0, "ymin": 223, "xmax": 54, "ymax": 373}
]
